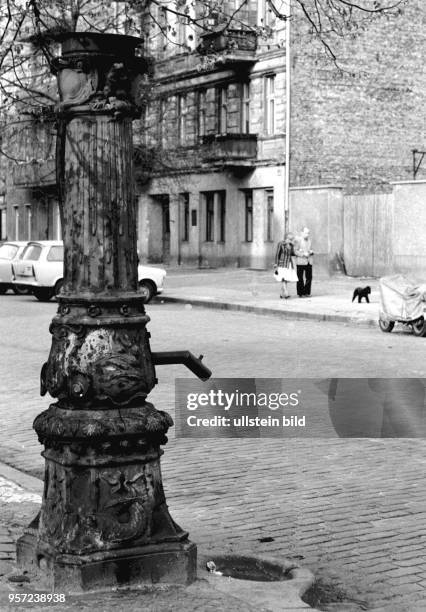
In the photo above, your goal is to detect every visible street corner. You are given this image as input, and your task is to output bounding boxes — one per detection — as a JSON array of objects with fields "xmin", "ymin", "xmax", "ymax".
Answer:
[
  {"xmin": 0, "ymin": 471, "xmax": 41, "ymax": 569},
  {"xmin": 0, "ymin": 476, "xmax": 41, "ymax": 506},
  {"xmin": 0, "ymin": 474, "xmax": 41, "ymax": 531}
]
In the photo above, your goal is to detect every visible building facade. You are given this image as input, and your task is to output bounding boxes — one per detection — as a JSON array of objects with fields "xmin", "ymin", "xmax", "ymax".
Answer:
[
  {"xmin": 2, "ymin": 1, "xmax": 426, "ymax": 273},
  {"xmin": 1, "ymin": 117, "xmax": 60, "ymax": 243},
  {"xmin": 137, "ymin": 0, "xmax": 426, "ymax": 269},
  {"xmin": 289, "ymin": 0, "xmax": 426, "ymax": 193},
  {"xmin": 137, "ymin": 0, "xmax": 287, "ymax": 268},
  {"xmin": 0, "ymin": 0, "xmax": 136, "ymax": 245}
]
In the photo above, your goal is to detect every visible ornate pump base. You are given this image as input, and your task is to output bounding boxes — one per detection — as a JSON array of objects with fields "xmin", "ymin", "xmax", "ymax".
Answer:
[
  {"xmin": 17, "ymin": 294, "xmax": 197, "ymax": 591},
  {"xmin": 17, "ymin": 397, "xmax": 197, "ymax": 591},
  {"xmin": 17, "ymin": 438, "xmax": 196, "ymax": 592}
]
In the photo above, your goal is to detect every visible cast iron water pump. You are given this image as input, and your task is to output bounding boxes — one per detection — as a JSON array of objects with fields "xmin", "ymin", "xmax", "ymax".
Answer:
[{"xmin": 17, "ymin": 32, "xmax": 210, "ymax": 592}]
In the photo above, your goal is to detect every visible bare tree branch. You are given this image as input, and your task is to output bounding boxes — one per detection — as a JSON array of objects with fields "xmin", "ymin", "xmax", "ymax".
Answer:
[{"xmin": 0, "ymin": 0, "xmax": 407, "ymax": 167}]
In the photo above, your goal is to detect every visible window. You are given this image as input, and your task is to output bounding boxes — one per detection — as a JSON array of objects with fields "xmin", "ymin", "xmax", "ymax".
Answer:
[
  {"xmin": 0, "ymin": 208, "xmax": 6, "ymax": 241},
  {"xmin": 0, "ymin": 244, "xmax": 17, "ymax": 259},
  {"xmin": 205, "ymin": 9, "xmax": 221, "ymax": 28},
  {"xmin": 198, "ymin": 90, "xmax": 206, "ymax": 139},
  {"xmin": 262, "ymin": 0, "xmax": 276, "ymax": 27},
  {"xmin": 13, "ymin": 206, "xmax": 19, "ymax": 240},
  {"xmin": 151, "ymin": 4, "xmax": 169, "ymax": 54},
  {"xmin": 158, "ymin": 97, "xmax": 167, "ymax": 147},
  {"xmin": 245, "ymin": 191, "xmax": 253, "ymax": 242},
  {"xmin": 54, "ymin": 203, "xmax": 62, "ymax": 240},
  {"xmin": 205, "ymin": 192, "xmax": 214, "ymax": 241},
  {"xmin": 241, "ymin": 82, "xmax": 250, "ymax": 133},
  {"xmin": 47, "ymin": 245, "xmax": 64, "ymax": 262},
  {"xmin": 177, "ymin": 93, "xmax": 187, "ymax": 145},
  {"xmin": 266, "ymin": 190, "xmax": 274, "ymax": 241},
  {"xmin": 265, "ymin": 75, "xmax": 276, "ymax": 134},
  {"xmin": 177, "ymin": 16, "xmax": 190, "ymax": 47},
  {"xmin": 218, "ymin": 191, "xmax": 226, "ymax": 242},
  {"xmin": 181, "ymin": 193, "xmax": 190, "ymax": 242},
  {"xmin": 48, "ymin": 198, "xmax": 61, "ymax": 240},
  {"xmin": 217, "ymin": 85, "xmax": 228, "ymax": 134},
  {"xmin": 22, "ymin": 244, "xmax": 42, "ymax": 261},
  {"xmin": 202, "ymin": 191, "xmax": 226, "ymax": 243},
  {"xmin": 25, "ymin": 205, "xmax": 32, "ymax": 241}
]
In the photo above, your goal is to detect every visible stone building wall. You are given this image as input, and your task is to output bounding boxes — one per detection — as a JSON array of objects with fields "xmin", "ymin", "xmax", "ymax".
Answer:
[{"xmin": 290, "ymin": 1, "xmax": 426, "ymax": 193}]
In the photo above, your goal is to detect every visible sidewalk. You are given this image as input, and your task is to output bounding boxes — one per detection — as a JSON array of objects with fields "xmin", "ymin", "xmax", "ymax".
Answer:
[{"xmin": 161, "ymin": 269, "xmax": 380, "ymax": 326}]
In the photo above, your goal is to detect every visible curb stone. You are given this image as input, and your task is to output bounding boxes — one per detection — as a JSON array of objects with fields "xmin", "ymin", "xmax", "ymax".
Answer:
[
  {"xmin": 0, "ymin": 463, "xmax": 43, "ymax": 495},
  {"xmin": 157, "ymin": 296, "xmax": 378, "ymax": 327}
]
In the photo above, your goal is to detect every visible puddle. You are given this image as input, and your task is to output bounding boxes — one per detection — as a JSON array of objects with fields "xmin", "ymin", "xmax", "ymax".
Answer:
[{"xmin": 208, "ymin": 555, "xmax": 290, "ymax": 582}]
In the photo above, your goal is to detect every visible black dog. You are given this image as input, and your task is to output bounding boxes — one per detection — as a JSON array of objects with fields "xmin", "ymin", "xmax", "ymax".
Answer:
[{"xmin": 352, "ymin": 286, "xmax": 371, "ymax": 303}]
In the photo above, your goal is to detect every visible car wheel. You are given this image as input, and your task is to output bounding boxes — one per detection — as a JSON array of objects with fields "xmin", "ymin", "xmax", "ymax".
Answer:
[
  {"xmin": 13, "ymin": 284, "xmax": 30, "ymax": 295},
  {"xmin": 33, "ymin": 288, "xmax": 53, "ymax": 302},
  {"xmin": 54, "ymin": 279, "xmax": 64, "ymax": 299},
  {"xmin": 139, "ymin": 280, "xmax": 156, "ymax": 303},
  {"xmin": 0, "ymin": 284, "xmax": 8, "ymax": 295},
  {"xmin": 412, "ymin": 317, "xmax": 426, "ymax": 337}
]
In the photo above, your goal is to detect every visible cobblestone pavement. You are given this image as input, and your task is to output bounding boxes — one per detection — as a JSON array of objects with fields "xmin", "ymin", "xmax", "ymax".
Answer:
[
  {"xmin": 0, "ymin": 474, "xmax": 261, "ymax": 612},
  {"xmin": 1, "ymin": 294, "xmax": 426, "ymax": 610}
]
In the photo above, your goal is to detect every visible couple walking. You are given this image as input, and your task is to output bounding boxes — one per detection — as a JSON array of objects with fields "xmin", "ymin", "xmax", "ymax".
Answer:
[{"xmin": 274, "ymin": 227, "xmax": 313, "ymax": 299}]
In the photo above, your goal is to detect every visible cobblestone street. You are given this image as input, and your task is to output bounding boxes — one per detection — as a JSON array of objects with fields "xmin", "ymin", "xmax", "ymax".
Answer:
[{"xmin": 1, "ymin": 294, "xmax": 426, "ymax": 610}]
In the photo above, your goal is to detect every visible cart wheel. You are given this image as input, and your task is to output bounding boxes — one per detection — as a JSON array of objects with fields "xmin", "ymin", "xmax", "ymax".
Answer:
[
  {"xmin": 412, "ymin": 317, "xmax": 426, "ymax": 337},
  {"xmin": 379, "ymin": 319, "xmax": 394, "ymax": 333}
]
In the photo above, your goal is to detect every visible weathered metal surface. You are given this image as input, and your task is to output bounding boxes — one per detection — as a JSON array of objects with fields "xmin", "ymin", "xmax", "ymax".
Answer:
[
  {"xmin": 17, "ymin": 32, "xmax": 196, "ymax": 591},
  {"xmin": 41, "ymin": 299, "xmax": 156, "ymax": 406}
]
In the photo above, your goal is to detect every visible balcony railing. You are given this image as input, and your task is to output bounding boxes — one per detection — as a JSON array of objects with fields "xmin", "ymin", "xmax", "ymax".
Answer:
[
  {"xmin": 201, "ymin": 133, "xmax": 258, "ymax": 167},
  {"xmin": 197, "ymin": 28, "xmax": 257, "ymax": 64}
]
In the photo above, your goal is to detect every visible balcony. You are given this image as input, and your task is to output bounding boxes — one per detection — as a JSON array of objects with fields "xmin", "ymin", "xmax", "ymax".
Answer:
[
  {"xmin": 197, "ymin": 28, "xmax": 257, "ymax": 68},
  {"xmin": 201, "ymin": 134, "xmax": 258, "ymax": 169}
]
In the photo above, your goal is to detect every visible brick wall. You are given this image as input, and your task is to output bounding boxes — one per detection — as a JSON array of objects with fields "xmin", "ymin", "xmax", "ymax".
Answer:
[{"xmin": 291, "ymin": 1, "xmax": 426, "ymax": 193}]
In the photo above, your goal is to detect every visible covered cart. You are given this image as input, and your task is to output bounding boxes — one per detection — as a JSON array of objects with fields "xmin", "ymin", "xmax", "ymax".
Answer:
[{"xmin": 379, "ymin": 275, "xmax": 426, "ymax": 336}]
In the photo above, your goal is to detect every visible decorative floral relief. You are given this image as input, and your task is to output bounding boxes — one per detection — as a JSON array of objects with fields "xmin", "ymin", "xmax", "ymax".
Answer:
[
  {"xmin": 43, "ymin": 322, "xmax": 155, "ymax": 406},
  {"xmin": 39, "ymin": 463, "xmax": 157, "ymax": 553}
]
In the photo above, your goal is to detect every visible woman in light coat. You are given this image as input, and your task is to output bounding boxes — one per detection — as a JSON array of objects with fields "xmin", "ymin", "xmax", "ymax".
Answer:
[{"xmin": 274, "ymin": 233, "xmax": 298, "ymax": 299}]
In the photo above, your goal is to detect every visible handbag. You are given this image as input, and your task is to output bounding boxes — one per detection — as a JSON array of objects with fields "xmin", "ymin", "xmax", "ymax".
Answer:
[{"xmin": 274, "ymin": 266, "xmax": 298, "ymax": 282}]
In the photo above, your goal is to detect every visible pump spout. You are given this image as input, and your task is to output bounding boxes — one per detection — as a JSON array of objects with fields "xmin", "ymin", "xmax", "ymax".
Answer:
[{"xmin": 151, "ymin": 351, "xmax": 212, "ymax": 381}]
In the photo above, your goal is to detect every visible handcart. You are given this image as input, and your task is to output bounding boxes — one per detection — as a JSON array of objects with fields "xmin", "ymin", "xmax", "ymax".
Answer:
[{"xmin": 379, "ymin": 275, "xmax": 426, "ymax": 336}]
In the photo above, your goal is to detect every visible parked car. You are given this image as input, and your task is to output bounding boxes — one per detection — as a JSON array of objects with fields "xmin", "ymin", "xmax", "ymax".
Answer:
[
  {"xmin": 11, "ymin": 241, "xmax": 63, "ymax": 301},
  {"xmin": 138, "ymin": 265, "xmax": 166, "ymax": 303},
  {"xmin": 11, "ymin": 240, "xmax": 166, "ymax": 302},
  {"xmin": 0, "ymin": 241, "xmax": 30, "ymax": 295}
]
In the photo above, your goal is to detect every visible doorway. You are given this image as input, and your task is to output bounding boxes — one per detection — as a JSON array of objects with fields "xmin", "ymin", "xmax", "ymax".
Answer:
[{"xmin": 148, "ymin": 194, "xmax": 170, "ymax": 264}]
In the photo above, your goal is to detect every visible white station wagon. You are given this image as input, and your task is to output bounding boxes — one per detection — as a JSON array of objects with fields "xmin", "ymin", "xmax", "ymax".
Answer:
[
  {"xmin": 12, "ymin": 240, "xmax": 166, "ymax": 302},
  {"xmin": 0, "ymin": 241, "xmax": 30, "ymax": 295}
]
